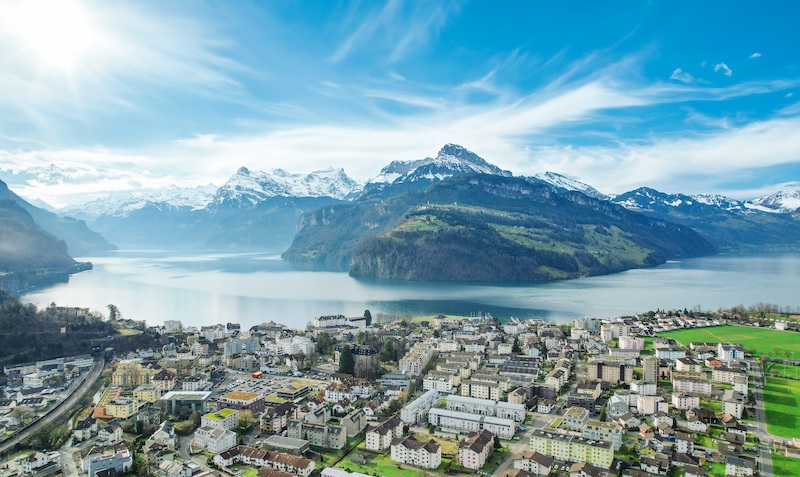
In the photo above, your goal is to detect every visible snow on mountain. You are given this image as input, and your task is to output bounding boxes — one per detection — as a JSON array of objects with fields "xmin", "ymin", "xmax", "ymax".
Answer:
[
  {"xmin": 690, "ymin": 194, "xmax": 745, "ymax": 212},
  {"xmin": 747, "ymin": 188, "xmax": 800, "ymax": 214},
  {"xmin": 527, "ymin": 171, "xmax": 608, "ymax": 200},
  {"xmin": 213, "ymin": 167, "xmax": 362, "ymax": 206},
  {"xmin": 367, "ymin": 144, "xmax": 512, "ymax": 188},
  {"xmin": 60, "ymin": 184, "xmax": 218, "ymax": 221}
]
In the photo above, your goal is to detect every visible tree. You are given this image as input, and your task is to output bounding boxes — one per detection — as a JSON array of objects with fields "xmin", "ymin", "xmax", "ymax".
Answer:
[
  {"xmin": 512, "ymin": 337, "xmax": 521, "ymax": 353},
  {"xmin": 238, "ymin": 409, "xmax": 255, "ymax": 430},
  {"xmin": 107, "ymin": 304, "xmax": 120, "ymax": 321},
  {"xmin": 433, "ymin": 329, "xmax": 440, "ymax": 339},
  {"xmin": 364, "ymin": 309, "xmax": 372, "ymax": 326},
  {"xmin": 339, "ymin": 345, "xmax": 355, "ymax": 375}
]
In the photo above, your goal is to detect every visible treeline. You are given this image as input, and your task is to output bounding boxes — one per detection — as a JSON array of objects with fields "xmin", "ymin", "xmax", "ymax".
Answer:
[{"xmin": 0, "ymin": 292, "xmax": 116, "ymax": 365}]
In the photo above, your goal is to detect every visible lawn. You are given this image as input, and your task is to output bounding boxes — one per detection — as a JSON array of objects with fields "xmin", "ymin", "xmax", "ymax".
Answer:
[
  {"xmin": 706, "ymin": 462, "xmax": 726, "ymax": 477},
  {"xmin": 336, "ymin": 452, "xmax": 448, "ymax": 477},
  {"xmin": 763, "ymin": 374, "xmax": 800, "ymax": 439},
  {"xmin": 412, "ymin": 433, "xmax": 458, "ymax": 455},
  {"xmin": 764, "ymin": 363, "xmax": 800, "ymax": 379},
  {"xmin": 116, "ymin": 328, "xmax": 142, "ymax": 336},
  {"xmin": 659, "ymin": 325, "xmax": 800, "ymax": 358},
  {"xmin": 228, "ymin": 465, "xmax": 258, "ymax": 477},
  {"xmin": 772, "ymin": 453, "xmax": 800, "ymax": 476}
]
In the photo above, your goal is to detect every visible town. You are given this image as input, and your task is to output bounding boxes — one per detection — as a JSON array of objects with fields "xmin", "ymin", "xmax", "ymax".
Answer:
[{"xmin": 1, "ymin": 305, "xmax": 799, "ymax": 477}]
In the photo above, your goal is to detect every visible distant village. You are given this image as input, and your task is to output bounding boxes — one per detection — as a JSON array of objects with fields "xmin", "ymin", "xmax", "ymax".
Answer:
[{"xmin": 0, "ymin": 305, "xmax": 797, "ymax": 477}]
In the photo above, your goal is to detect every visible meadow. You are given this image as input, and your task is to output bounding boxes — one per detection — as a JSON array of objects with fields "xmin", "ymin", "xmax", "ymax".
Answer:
[
  {"xmin": 762, "ymin": 375, "xmax": 800, "ymax": 439},
  {"xmin": 659, "ymin": 325, "xmax": 800, "ymax": 358}
]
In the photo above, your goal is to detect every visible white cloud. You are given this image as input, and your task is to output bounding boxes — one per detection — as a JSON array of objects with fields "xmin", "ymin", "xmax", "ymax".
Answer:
[
  {"xmin": 749, "ymin": 52, "xmax": 762, "ymax": 59},
  {"xmin": 714, "ymin": 62, "xmax": 733, "ymax": 76},
  {"xmin": 331, "ymin": 0, "xmax": 461, "ymax": 63},
  {"xmin": 670, "ymin": 68, "xmax": 693, "ymax": 83}
]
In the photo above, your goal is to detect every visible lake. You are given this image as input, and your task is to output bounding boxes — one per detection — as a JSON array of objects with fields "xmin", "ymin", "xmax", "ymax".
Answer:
[{"xmin": 21, "ymin": 250, "xmax": 800, "ymax": 329}]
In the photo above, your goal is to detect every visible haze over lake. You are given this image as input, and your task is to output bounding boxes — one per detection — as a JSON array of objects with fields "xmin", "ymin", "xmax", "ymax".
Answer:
[{"xmin": 21, "ymin": 251, "xmax": 800, "ymax": 329}]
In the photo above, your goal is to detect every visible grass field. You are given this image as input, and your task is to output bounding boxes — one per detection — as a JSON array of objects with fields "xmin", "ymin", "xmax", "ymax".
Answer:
[
  {"xmin": 763, "ymin": 374, "xmax": 800, "ymax": 439},
  {"xmin": 772, "ymin": 453, "xmax": 800, "ymax": 476},
  {"xmin": 336, "ymin": 453, "xmax": 450, "ymax": 477},
  {"xmin": 659, "ymin": 325, "xmax": 800, "ymax": 358},
  {"xmin": 764, "ymin": 363, "xmax": 800, "ymax": 379}
]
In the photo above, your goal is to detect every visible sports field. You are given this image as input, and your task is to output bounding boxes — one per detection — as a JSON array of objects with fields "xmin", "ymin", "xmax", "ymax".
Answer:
[
  {"xmin": 659, "ymin": 325, "xmax": 800, "ymax": 358},
  {"xmin": 763, "ymin": 374, "xmax": 800, "ymax": 439}
]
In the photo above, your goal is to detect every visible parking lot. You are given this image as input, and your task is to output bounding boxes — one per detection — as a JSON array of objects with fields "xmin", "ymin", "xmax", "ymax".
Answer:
[{"xmin": 214, "ymin": 370, "xmax": 330, "ymax": 399}]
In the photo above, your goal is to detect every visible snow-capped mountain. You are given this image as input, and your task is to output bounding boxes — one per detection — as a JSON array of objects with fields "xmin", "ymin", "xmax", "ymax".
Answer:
[
  {"xmin": 747, "ymin": 188, "xmax": 800, "ymax": 214},
  {"xmin": 60, "ymin": 184, "xmax": 218, "ymax": 221},
  {"xmin": 527, "ymin": 171, "xmax": 608, "ymax": 200},
  {"xmin": 214, "ymin": 167, "xmax": 362, "ymax": 206},
  {"xmin": 612, "ymin": 187, "xmax": 751, "ymax": 214},
  {"xmin": 366, "ymin": 144, "xmax": 512, "ymax": 193}
]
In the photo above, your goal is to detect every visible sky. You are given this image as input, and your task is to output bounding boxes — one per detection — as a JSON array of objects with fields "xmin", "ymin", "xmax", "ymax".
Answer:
[{"xmin": 0, "ymin": 0, "xmax": 799, "ymax": 207}]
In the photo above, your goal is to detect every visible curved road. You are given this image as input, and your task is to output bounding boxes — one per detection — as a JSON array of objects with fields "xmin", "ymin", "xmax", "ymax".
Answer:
[{"xmin": 0, "ymin": 357, "xmax": 104, "ymax": 456}]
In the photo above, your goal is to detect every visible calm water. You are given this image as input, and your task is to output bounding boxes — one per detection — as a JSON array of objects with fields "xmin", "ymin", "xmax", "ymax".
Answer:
[{"xmin": 22, "ymin": 250, "xmax": 800, "ymax": 329}]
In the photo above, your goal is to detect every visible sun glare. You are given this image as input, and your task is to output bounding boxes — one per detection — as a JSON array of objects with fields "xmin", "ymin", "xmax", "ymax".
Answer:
[{"xmin": 4, "ymin": 0, "xmax": 97, "ymax": 71}]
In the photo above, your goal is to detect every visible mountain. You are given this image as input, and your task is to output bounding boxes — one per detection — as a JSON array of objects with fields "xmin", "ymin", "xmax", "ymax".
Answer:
[
  {"xmin": 612, "ymin": 187, "xmax": 800, "ymax": 251},
  {"xmin": 527, "ymin": 172, "xmax": 609, "ymax": 200},
  {"xmin": 284, "ymin": 147, "xmax": 715, "ymax": 282},
  {"xmin": 361, "ymin": 144, "xmax": 512, "ymax": 198},
  {"xmin": 213, "ymin": 167, "xmax": 360, "ymax": 207},
  {"xmin": 747, "ymin": 188, "xmax": 800, "ymax": 215},
  {"xmin": 60, "ymin": 184, "xmax": 218, "ymax": 222},
  {"xmin": 0, "ymin": 179, "xmax": 116, "ymax": 256},
  {"xmin": 0, "ymin": 198, "xmax": 91, "ymax": 293},
  {"xmin": 62, "ymin": 167, "xmax": 361, "ymax": 251}
]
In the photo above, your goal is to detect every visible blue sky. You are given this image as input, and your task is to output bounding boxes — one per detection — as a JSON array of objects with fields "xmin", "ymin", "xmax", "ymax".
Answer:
[{"xmin": 0, "ymin": 0, "xmax": 799, "ymax": 206}]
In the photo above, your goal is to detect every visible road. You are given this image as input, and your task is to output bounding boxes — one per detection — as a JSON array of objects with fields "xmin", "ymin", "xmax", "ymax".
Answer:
[
  {"xmin": 749, "ymin": 358, "xmax": 775, "ymax": 477},
  {"xmin": 0, "ymin": 357, "xmax": 104, "ymax": 457}
]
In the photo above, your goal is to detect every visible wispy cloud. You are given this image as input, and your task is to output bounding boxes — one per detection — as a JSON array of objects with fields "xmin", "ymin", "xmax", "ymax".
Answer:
[
  {"xmin": 749, "ymin": 52, "xmax": 762, "ymax": 59},
  {"xmin": 670, "ymin": 68, "xmax": 694, "ymax": 83},
  {"xmin": 331, "ymin": 0, "xmax": 461, "ymax": 63},
  {"xmin": 714, "ymin": 62, "xmax": 733, "ymax": 76}
]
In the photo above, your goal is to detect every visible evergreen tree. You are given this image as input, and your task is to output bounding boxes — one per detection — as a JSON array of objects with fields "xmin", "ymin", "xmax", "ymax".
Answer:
[
  {"xmin": 512, "ymin": 337, "xmax": 521, "ymax": 353},
  {"xmin": 364, "ymin": 309, "xmax": 372, "ymax": 326},
  {"xmin": 339, "ymin": 345, "xmax": 355, "ymax": 375}
]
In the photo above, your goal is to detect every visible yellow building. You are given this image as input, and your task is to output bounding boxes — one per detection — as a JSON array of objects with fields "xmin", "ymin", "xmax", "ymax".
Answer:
[
  {"xmin": 105, "ymin": 398, "xmax": 139, "ymax": 419},
  {"xmin": 529, "ymin": 429, "xmax": 613, "ymax": 469},
  {"xmin": 112, "ymin": 360, "xmax": 159, "ymax": 389},
  {"xmin": 133, "ymin": 384, "xmax": 162, "ymax": 403}
]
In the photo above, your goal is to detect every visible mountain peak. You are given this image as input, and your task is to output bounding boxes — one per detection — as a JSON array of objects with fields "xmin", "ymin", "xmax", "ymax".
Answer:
[
  {"xmin": 236, "ymin": 166, "xmax": 251, "ymax": 175},
  {"xmin": 528, "ymin": 171, "xmax": 608, "ymax": 200},
  {"xmin": 214, "ymin": 167, "xmax": 362, "ymax": 206}
]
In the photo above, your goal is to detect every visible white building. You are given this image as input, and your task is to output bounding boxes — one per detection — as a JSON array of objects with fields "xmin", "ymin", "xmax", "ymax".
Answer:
[
  {"xmin": 390, "ymin": 436, "xmax": 441, "ymax": 469},
  {"xmin": 428, "ymin": 408, "xmax": 516, "ymax": 439},
  {"xmin": 193, "ymin": 427, "xmax": 237, "ymax": 453},
  {"xmin": 400, "ymin": 389, "xmax": 439, "ymax": 424},
  {"xmin": 365, "ymin": 416, "xmax": 403, "ymax": 451},
  {"xmin": 671, "ymin": 393, "xmax": 700, "ymax": 410},
  {"xmin": 457, "ymin": 430, "xmax": 494, "ymax": 470}
]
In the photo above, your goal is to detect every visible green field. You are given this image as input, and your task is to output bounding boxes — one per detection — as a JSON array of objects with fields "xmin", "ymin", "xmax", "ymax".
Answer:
[
  {"xmin": 763, "ymin": 375, "xmax": 800, "ymax": 439},
  {"xmin": 764, "ymin": 363, "xmax": 800, "ymax": 379},
  {"xmin": 659, "ymin": 325, "xmax": 800, "ymax": 358},
  {"xmin": 772, "ymin": 453, "xmax": 800, "ymax": 477},
  {"xmin": 336, "ymin": 453, "xmax": 450, "ymax": 477}
]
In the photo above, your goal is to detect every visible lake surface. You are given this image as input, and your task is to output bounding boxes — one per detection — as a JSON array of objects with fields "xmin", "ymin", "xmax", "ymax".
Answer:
[{"xmin": 22, "ymin": 250, "xmax": 800, "ymax": 329}]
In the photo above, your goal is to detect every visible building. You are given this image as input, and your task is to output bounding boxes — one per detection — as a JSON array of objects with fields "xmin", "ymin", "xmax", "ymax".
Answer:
[
  {"xmin": 642, "ymin": 356, "xmax": 658, "ymax": 383},
  {"xmin": 672, "ymin": 377, "xmax": 712, "ymax": 396},
  {"xmin": 260, "ymin": 402, "xmax": 298, "ymax": 435},
  {"xmin": 214, "ymin": 446, "xmax": 315, "ymax": 477},
  {"xmin": 587, "ymin": 358, "xmax": 633, "ymax": 384},
  {"xmin": 562, "ymin": 407, "xmax": 589, "ymax": 431},
  {"xmin": 513, "ymin": 451, "xmax": 554, "ymax": 476},
  {"xmin": 529, "ymin": 430, "xmax": 614, "ymax": 469},
  {"xmin": 81, "ymin": 448, "xmax": 133, "ymax": 477},
  {"xmin": 461, "ymin": 379, "xmax": 502, "ymax": 401},
  {"xmin": 424, "ymin": 373, "xmax": 459, "ymax": 394},
  {"xmin": 445, "ymin": 395, "xmax": 526, "ymax": 422},
  {"xmin": 133, "ymin": 384, "xmax": 162, "ymax": 403},
  {"xmin": 399, "ymin": 342, "xmax": 436, "ymax": 375},
  {"xmin": 380, "ymin": 374, "xmax": 411, "ymax": 391},
  {"xmin": 366, "ymin": 416, "xmax": 404, "ymax": 451},
  {"xmin": 201, "ymin": 409, "xmax": 239, "ymax": 430},
  {"xmin": 458, "ymin": 430, "xmax": 495, "ymax": 470},
  {"xmin": 428, "ymin": 408, "xmax": 516, "ymax": 439},
  {"xmin": 262, "ymin": 436, "xmax": 310, "ymax": 456},
  {"xmin": 718, "ymin": 343, "xmax": 745, "ymax": 364},
  {"xmin": 400, "ymin": 389, "xmax": 439, "ymax": 424},
  {"xmin": 111, "ymin": 360, "xmax": 159, "ymax": 389},
  {"xmin": 340, "ymin": 408, "xmax": 367, "ymax": 437},
  {"xmin": 158, "ymin": 391, "xmax": 213, "ymax": 414},
  {"xmin": 286, "ymin": 420, "xmax": 346, "ymax": 449},
  {"xmin": 97, "ymin": 425, "xmax": 124, "ymax": 446},
  {"xmin": 105, "ymin": 398, "xmax": 138, "ymax": 419},
  {"xmin": 276, "ymin": 385, "xmax": 310, "ymax": 401},
  {"xmin": 21, "ymin": 451, "xmax": 60, "ymax": 476},
  {"xmin": 390, "ymin": 436, "xmax": 442, "ymax": 469},
  {"xmin": 218, "ymin": 391, "xmax": 265, "ymax": 413},
  {"xmin": 725, "ymin": 456, "xmax": 756, "ymax": 477},
  {"xmin": 148, "ymin": 420, "xmax": 177, "ymax": 449},
  {"xmin": 672, "ymin": 393, "xmax": 700, "ymax": 410},
  {"xmin": 194, "ymin": 427, "xmax": 237, "ymax": 453},
  {"xmin": 581, "ymin": 419, "xmax": 622, "ymax": 450}
]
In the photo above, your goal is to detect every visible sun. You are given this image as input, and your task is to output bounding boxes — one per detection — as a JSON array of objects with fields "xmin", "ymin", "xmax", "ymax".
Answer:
[{"xmin": 3, "ymin": 0, "xmax": 97, "ymax": 72}]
